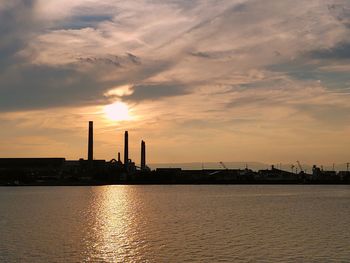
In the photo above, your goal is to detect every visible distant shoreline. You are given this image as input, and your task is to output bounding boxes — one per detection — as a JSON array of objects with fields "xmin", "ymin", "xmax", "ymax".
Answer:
[{"xmin": 1, "ymin": 182, "xmax": 349, "ymax": 187}]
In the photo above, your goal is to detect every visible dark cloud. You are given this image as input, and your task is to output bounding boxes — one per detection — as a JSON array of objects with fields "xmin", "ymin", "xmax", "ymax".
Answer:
[
  {"xmin": 189, "ymin": 49, "xmax": 240, "ymax": 60},
  {"xmin": 268, "ymin": 59, "xmax": 350, "ymax": 89},
  {"xmin": 328, "ymin": 3, "xmax": 350, "ymax": 28},
  {"xmin": 0, "ymin": 1, "xmax": 37, "ymax": 67},
  {"xmin": 1, "ymin": 0, "xmax": 350, "ymax": 114},
  {"xmin": 0, "ymin": 65, "xmax": 113, "ymax": 111},
  {"xmin": 126, "ymin": 53, "xmax": 141, "ymax": 65},
  {"xmin": 161, "ymin": 0, "xmax": 206, "ymax": 10},
  {"xmin": 122, "ymin": 83, "xmax": 189, "ymax": 102},
  {"xmin": 310, "ymin": 42, "xmax": 350, "ymax": 60},
  {"xmin": 232, "ymin": 3, "xmax": 249, "ymax": 12},
  {"xmin": 189, "ymin": 51, "xmax": 212, "ymax": 58},
  {"xmin": 76, "ymin": 56, "xmax": 122, "ymax": 67},
  {"xmin": 0, "ymin": 2, "xmax": 114, "ymax": 112},
  {"xmin": 52, "ymin": 14, "xmax": 114, "ymax": 30},
  {"xmin": 0, "ymin": 2, "xmax": 169, "ymax": 112}
]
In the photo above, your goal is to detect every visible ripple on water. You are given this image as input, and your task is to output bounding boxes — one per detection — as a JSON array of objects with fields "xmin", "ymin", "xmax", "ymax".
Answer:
[{"xmin": 0, "ymin": 185, "xmax": 349, "ymax": 262}]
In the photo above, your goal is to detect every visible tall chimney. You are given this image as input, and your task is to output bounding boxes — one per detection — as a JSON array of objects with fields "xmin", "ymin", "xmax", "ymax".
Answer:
[
  {"xmin": 124, "ymin": 131, "xmax": 129, "ymax": 169},
  {"xmin": 88, "ymin": 121, "xmax": 93, "ymax": 162},
  {"xmin": 141, "ymin": 140, "xmax": 146, "ymax": 170},
  {"xmin": 118, "ymin": 152, "xmax": 121, "ymax": 163}
]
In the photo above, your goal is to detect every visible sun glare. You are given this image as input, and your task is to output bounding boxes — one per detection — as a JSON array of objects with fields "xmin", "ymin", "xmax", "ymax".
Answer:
[{"xmin": 104, "ymin": 102, "xmax": 131, "ymax": 121}]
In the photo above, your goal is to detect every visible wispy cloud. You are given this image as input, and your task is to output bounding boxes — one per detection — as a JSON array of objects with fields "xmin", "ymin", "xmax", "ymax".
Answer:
[{"xmin": 1, "ymin": 0, "xmax": 350, "ymax": 163}]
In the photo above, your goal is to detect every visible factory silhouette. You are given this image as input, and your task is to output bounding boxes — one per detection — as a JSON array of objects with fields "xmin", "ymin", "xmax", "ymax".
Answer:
[
  {"xmin": 86, "ymin": 120, "xmax": 150, "ymax": 175},
  {"xmin": 0, "ymin": 121, "xmax": 349, "ymax": 186}
]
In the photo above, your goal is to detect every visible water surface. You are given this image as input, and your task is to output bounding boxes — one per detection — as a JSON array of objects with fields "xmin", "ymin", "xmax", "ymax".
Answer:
[{"xmin": 0, "ymin": 185, "xmax": 349, "ymax": 262}]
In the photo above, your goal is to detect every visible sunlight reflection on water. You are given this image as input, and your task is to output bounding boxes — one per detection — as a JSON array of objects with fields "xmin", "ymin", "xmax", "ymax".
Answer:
[{"xmin": 0, "ymin": 185, "xmax": 350, "ymax": 262}]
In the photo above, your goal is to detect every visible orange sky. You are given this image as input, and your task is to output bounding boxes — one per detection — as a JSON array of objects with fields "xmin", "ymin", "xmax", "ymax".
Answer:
[{"xmin": 0, "ymin": 1, "xmax": 350, "ymax": 165}]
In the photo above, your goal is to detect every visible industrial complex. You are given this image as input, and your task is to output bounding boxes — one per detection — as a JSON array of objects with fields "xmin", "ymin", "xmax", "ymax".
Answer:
[{"xmin": 0, "ymin": 121, "xmax": 349, "ymax": 185}]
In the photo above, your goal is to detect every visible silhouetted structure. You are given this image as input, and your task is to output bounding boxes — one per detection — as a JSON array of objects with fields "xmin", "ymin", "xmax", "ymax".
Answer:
[
  {"xmin": 0, "ymin": 158, "xmax": 65, "ymax": 168},
  {"xmin": 1, "ymin": 121, "xmax": 349, "ymax": 186},
  {"xmin": 141, "ymin": 140, "xmax": 146, "ymax": 170},
  {"xmin": 257, "ymin": 165, "xmax": 298, "ymax": 183},
  {"xmin": 124, "ymin": 131, "xmax": 129, "ymax": 170},
  {"xmin": 88, "ymin": 121, "xmax": 93, "ymax": 163}
]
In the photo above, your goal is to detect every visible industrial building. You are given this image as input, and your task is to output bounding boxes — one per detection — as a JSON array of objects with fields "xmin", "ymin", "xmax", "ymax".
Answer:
[{"xmin": 0, "ymin": 121, "xmax": 349, "ymax": 185}]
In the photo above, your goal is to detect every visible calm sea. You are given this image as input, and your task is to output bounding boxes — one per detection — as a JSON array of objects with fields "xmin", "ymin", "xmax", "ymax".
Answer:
[{"xmin": 0, "ymin": 185, "xmax": 349, "ymax": 262}]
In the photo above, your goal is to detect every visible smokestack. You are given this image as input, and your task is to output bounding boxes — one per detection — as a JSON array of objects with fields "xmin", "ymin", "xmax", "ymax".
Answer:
[
  {"xmin": 88, "ymin": 121, "xmax": 93, "ymax": 162},
  {"xmin": 141, "ymin": 140, "xmax": 146, "ymax": 170},
  {"xmin": 118, "ymin": 152, "xmax": 121, "ymax": 163},
  {"xmin": 124, "ymin": 131, "xmax": 128, "ymax": 169}
]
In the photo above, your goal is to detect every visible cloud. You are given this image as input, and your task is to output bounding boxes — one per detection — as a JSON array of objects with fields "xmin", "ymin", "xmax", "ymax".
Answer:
[
  {"xmin": 295, "ymin": 104, "xmax": 350, "ymax": 125},
  {"xmin": 52, "ymin": 14, "xmax": 114, "ymax": 30},
  {"xmin": 1, "ymin": 0, "xmax": 350, "ymax": 163},
  {"xmin": 0, "ymin": 64, "xmax": 113, "ymax": 111},
  {"xmin": 121, "ymin": 83, "xmax": 190, "ymax": 102},
  {"xmin": 0, "ymin": 1, "xmax": 37, "ymax": 66},
  {"xmin": 328, "ymin": 2, "xmax": 350, "ymax": 27},
  {"xmin": 0, "ymin": 1, "xmax": 184, "ymax": 111},
  {"xmin": 310, "ymin": 42, "xmax": 350, "ymax": 59}
]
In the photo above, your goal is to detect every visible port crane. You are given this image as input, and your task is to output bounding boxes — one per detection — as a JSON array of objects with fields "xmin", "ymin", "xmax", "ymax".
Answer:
[
  {"xmin": 296, "ymin": 160, "xmax": 304, "ymax": 173},
  {"xmin": 291, "ymin": 164, "xmax": 295, "ymax": 173},
  {"xmin": 219, "ymin": 162, "xmax": 228, "ymax": 170}
]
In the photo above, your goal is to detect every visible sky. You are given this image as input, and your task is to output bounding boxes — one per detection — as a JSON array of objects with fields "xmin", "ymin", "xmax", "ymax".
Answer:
[{"xmin": 0, "ymin": 0, "xmax": 350, "ymax": 165}]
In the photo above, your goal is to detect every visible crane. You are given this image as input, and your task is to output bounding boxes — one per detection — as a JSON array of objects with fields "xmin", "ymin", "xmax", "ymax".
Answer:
[
  {"xmin": 291, "ymin": 164, "xmax": 295, "ymax": 173},
  {"xmin": 296, "ymin": 160, "xmax": 304, "ymax": 173},
  {"xmin": 219, "ymin": 162, "xmax": 228, "ymax": 170}
]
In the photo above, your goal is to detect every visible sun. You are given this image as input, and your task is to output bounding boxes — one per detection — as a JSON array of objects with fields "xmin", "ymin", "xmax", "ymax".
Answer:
[{"xmin": 103, "ymin": 102, "xmax": 131, "ymax": 121}]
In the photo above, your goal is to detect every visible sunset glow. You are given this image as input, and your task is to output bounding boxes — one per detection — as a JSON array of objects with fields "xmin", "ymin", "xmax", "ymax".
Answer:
[
  {"xmin": 0, "ymin": 1, "xmax": 349, "ymax": 164},
  {"xmin": 1, "ymin": 2, "xmax": 350, "ymax": 262},
  {"xmin": 104, "ymin": 102, "xmax": 131, "ymax": 122}
]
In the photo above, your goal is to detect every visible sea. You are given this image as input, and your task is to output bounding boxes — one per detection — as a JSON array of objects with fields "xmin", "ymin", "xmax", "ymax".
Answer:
[{"xmin": 0, "ymin": 185, "xmax": 349, "ymax": 262}]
